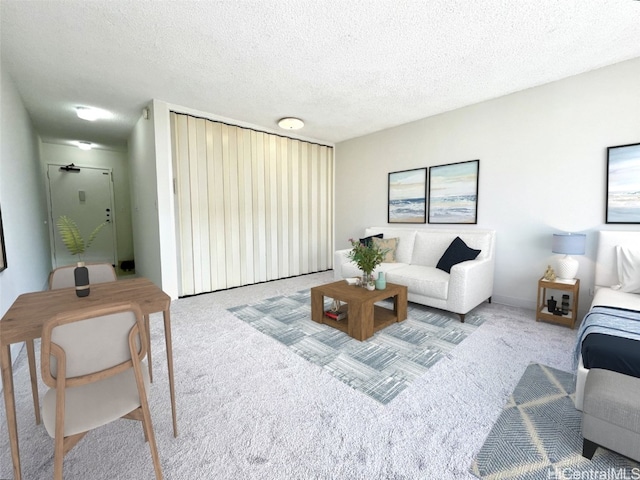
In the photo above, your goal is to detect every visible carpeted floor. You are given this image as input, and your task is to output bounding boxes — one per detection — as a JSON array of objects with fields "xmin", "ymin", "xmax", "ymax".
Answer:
[
  {"xmin": 470, "ymin": 363, "xmax": 640, "ymax": 479},
  {"xmin": 0, "ymin": 272, "xmax": 596, "ymax": 479},
  {"xmin": 228, "ymin": 289, "xmax": 484, "ymax": 404}
]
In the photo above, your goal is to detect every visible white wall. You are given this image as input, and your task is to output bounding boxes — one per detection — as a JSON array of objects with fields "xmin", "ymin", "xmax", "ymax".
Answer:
[
  {"xmin": 127, "ymin": 104, "xmax": 164, "ymax": 292},
  {"xmin": 0, "ymin": 64, "xmax": 52, "ymax": 361},
  {"xmin": 335, "ymin": 58, "xmax": 640, "ymax": 318},
  {"xmin": 39, "ymin": 142, "xmax": 134, "ymax": 264}
]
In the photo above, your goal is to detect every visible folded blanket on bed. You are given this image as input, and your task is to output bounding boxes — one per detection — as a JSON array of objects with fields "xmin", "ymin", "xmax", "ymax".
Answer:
[{"xmin": 573, "ymin": 306, "xmax": 640, "ymax": 371}]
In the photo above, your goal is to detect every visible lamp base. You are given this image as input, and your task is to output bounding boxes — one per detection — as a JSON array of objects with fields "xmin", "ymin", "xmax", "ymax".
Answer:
[{"xmin": 556, "ymin": 255, "xmax": 578, "ymax": 281}]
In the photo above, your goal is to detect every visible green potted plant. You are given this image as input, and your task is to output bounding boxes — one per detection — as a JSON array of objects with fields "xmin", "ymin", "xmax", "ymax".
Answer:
[
  {"xmin": 56, "ymin": 215, "xmax": 107, "ymax": 297},
  {"xmin": 347, "ymin": 238, "xmax": 387, "ymax": 288}
]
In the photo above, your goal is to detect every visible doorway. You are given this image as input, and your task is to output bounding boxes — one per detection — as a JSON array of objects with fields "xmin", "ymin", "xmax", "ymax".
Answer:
[{"xmin": 46, "ymin": 164, "xmax": 117, "ymax": 268}]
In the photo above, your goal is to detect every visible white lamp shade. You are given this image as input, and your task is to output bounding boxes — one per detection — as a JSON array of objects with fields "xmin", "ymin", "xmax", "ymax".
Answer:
[{"xmin": 552, "ymin": 233, "xmax": 586, "ymax": 255}]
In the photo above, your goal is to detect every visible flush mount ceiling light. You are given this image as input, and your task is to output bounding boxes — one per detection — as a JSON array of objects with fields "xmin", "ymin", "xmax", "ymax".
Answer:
[
  {"xmin": 76, "ymin": 141, "xmax": 92, "ymax": 150},
  {"xmin": 76, "ymin": 106, "xmax": 107, "ymax": 121},
  {"xmin": 277, "ymin": 117, "xmax": 304, "ymax": 130}
]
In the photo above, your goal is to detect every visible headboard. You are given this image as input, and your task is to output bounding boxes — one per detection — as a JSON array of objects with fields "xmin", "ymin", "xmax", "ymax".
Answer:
[{"xmin": 595, "ymin": 231, "xmax": 640, "ymax": 288}]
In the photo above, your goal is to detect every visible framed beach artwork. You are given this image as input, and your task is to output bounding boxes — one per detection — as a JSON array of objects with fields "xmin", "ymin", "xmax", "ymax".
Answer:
[
  {"xmin": 388, "ymin": 168, "xmax": 427, "ymax": 223},
  {"xmin": 428, "ymin": 159, "xmax": 479, "ymax": 224},
  {"xmin": 606, "ymin": 142, "xmax": 640, "ymax": 224},
  {"xmin": 0, "ymin": 207, "xmax": 7, "ymax": 272}
]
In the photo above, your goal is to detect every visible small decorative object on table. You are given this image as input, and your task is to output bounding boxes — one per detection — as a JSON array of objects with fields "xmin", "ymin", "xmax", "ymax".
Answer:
[
  {"xmin": 547, "ymin": 296, "xmax": 557, "ymax": 312},
  {"xmin": 561, "ymin": 294, "xmax": 570, "ymax": 315},
  {"xmin": 543, "ymin": 265, "xmax": 556, "ymax": 282},
  {"xmin": 347, "ymin": 238, "xmax": 387, "ymax": 289},
  {"xmin": 375, "ymin": 271, "xmax": 386, "ymax": 290},
  {"xmin": 56, "ymin": 216, "xmax": 107, "ymax": 297},
  {"xmin": 325, "ymin": 299, "xmax": 347, "ymax": 321}
]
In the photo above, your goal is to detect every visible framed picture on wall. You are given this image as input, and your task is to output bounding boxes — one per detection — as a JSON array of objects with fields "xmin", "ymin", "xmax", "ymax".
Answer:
[
  {"xmin": 0, "ymin": 207, "xmax": 7, "ymax": 272},
  {"xmin": 428, "ymin": 159, "xmax": 479, "ymax": 224},
  {"xmin": 606, "ymin": 142, "xmax": 640, "ymax": 224},
  {"xmin": 388, "ymin": 168, "xmax": 427, "ymax": 223}
]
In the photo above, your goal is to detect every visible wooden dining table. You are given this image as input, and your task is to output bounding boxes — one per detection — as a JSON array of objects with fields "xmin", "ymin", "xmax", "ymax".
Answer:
[{"xmin": 0, "ymin": 277, "xmax": 177, "ymax": 480}]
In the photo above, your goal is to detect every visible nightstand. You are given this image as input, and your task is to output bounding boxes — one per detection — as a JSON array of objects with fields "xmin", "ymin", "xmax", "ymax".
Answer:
[{"xmin": 536, "ymin": 277, "xmax": 580, "ymax": 328}]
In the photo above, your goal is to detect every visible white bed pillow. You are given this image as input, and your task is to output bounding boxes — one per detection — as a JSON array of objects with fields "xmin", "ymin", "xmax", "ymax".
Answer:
[{"xmin": 615, "ymin": 245, "xmax": 640, "ymax": 294}]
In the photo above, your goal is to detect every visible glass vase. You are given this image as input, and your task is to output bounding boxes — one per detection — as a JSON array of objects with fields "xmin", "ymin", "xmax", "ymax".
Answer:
[{"xmin": 361, "ymin": 272, "xmax": 373, "ymax": 288}]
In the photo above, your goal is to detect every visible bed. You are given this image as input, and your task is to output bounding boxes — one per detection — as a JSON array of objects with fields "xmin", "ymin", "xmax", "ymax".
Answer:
[
  {"xmin": 574, "ymin": 230, "xmax": 640, "ymax": 411},
  {"xmin": 572, "ymin": 230, "xmax": 640, "ymax": 462}
]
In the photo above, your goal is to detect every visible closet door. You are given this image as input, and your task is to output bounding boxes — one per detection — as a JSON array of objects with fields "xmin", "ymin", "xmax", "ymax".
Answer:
[{"xmin": 171, "ymin": 113, "xmax": 334, "ymax": 296}]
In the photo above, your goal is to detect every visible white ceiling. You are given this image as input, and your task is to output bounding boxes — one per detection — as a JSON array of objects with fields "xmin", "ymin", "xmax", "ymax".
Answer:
[{"xmin": 2, "ymin": 0, "xmax": 640, "ymax": 151}]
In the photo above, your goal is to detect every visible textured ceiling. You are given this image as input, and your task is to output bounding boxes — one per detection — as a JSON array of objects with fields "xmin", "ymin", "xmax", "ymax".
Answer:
[{"xmin": 2, "ymin": 0, "xmax": 640, "ymax": 151}]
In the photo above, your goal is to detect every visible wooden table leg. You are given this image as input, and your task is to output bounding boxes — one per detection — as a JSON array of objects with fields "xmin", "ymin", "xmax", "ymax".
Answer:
[
  {"xmin": 25, "ymin": 339, "xmax": 41, "ymax": 424},
  {"xmin": 310, "ymin": 288, "xmax": 324, "ymax": 323},
  {"xmin": 144, "ymin": 315, "xmax": 153, "ymax": 383},
  {"xmin": 396, "ymin": 287, "xmax": 408, "ymax": 322},
  {"xmin": 348, "ymin": 300, "xmax": 373, "ymax": 341},
  {"xmin": 163, "ymin": 309, "xmax": 178, "ymax": 437},
  {"xmin": 2, "ymin": 344, "xmax": 22, "ymax": 480}
]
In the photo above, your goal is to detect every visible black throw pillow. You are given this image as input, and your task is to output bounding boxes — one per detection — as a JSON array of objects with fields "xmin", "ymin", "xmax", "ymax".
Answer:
[
  {"xmin": 436, "ymin": 236, "xmax": 481, "ymax": 273},
  {"xmin": 359, "ymin": 233, "xmax": 383, "ymax": 247}
]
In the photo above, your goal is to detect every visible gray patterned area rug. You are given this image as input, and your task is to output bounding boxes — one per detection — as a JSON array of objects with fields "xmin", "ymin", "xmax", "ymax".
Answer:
[
  {"xmin": 228, "ymin": 289, "xmax": 484, "ymax": 404},
  {"xmin": 470, "ymin": 363, "xmax": 640, "ymax": 479}
]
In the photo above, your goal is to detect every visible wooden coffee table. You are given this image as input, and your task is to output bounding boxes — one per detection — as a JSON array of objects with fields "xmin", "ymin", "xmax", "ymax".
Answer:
[{"xmin": 310, "ymin": 280, "xmax": 408, "ymax": 341}]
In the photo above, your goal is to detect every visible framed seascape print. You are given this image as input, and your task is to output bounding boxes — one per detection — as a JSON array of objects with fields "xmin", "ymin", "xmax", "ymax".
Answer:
[
  {"xmin": 388, "ymin": 168, "xmax": 427, "ymax": 223},
  {"xmin": 0, "ymin": 207, "xmax": 6, "ymax": 272},
  {"xmin": 606, "ymin": 142, "xmax": 640, "ymax": 224},
  {"xmin": 428, "ymin": 159, "xmax": 479, "ymax": 224}
]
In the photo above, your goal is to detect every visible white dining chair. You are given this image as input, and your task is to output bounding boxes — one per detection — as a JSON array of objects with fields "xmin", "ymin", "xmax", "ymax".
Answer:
[{"xmin": 40, "ymin": 301, "xmax": 163, "ymax": 479}]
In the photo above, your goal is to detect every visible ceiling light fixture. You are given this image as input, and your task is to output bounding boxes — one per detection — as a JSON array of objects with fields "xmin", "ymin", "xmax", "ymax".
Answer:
[
  {"xmin": 278, "ymin": 117, "xmax": 304, "ymax": 130},
  {"xmin": 76, "ymin": 106, "xmax": 100, "ymax": 121},
  {"xmin": 77, "ymin": 141, "xmax": 92, "ymax": 150}
]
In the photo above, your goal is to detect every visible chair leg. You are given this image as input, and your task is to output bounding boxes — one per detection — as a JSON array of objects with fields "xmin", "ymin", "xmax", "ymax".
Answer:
[
  {"xmin": 582, "ymin": 438, "xmax": 598, "ymax": 459},
  {"xmin": 145, "ymin": 315, "xmax": 153, "ymax": 383},
  {"xmin": 26, "ymin": 339, "xmax": 41, "ymax": 424},
  {"xmin": 53, "ymin": 433, "xmax": 64, "ymax": 480},
  {"xmin": 140, "ymin": 398, "xmax": 163, "ymax": 479},
  {"xmin": 458, "ymin": 313, "xmax": 465, "ymax": 323}
]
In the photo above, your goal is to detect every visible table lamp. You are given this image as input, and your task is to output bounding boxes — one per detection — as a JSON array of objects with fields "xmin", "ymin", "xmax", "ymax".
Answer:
[{"xmin": 552, "ymin": 233, "xmax": 586, "ymax": 281}]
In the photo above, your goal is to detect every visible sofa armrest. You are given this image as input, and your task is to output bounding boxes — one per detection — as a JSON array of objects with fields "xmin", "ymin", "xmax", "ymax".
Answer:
[
  {"xmin": 448, "ymin": 257, "xmax": 495, "ymax": 313},
  {"xmin": 333, "ymin": 249, "xmax": 352, "ymax": 280}
]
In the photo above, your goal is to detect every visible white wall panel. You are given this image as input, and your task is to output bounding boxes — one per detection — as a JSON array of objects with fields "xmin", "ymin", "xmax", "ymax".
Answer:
[{"xmin": 171, "ymin": 113, "xmax": 333, "ymax": 296}]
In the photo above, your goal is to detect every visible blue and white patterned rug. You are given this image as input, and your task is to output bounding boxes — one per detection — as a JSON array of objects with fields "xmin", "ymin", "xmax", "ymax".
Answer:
[
  {"xmin": 470, "ymin": 363, "xmax": 640, "ymax": 479},
  {"xmin": 228, "ymin": 289, "xmax": 484, "ymax": 404}
]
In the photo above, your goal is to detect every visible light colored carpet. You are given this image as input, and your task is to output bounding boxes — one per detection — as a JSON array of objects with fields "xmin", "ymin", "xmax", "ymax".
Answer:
[
  {"xmin": 228, "ymin": 290, "xmax": 485, "ymax": 404},
  {"xmin": 0, "ymin": 271, "xmax": 581, "ymax": 479},
  {"xmin": 470, "ymin": 363, "xmax": 640, "ymax": 479}
]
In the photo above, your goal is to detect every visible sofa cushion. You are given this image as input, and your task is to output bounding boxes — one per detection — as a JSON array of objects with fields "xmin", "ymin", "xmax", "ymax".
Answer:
[
  {"xmin": 365, "ymin": 227, "xmax": 416, "ymax": 264},
  {"xmin": 436, "ymin": 236, "xmax": 481, "ymax": 273},
  {"xmin": 340, "ymin": 260, "xmax": 407, "ymax": 278},
  {"xmin": 386, "ymin": 265, "xmax": 449, "ymax": 300},
  {"xmin": 372, "ymin": 237, "xmax": 399, "ymax": 263},
  {"xmin": 359, "ymin": 233, "xmax": 383, "ymax": 247}
]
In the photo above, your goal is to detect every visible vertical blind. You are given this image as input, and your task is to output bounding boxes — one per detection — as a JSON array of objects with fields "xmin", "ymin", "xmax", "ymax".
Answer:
[{"xmin": 170, "ymin": 113, "xmax": 334, "ymax": 296}]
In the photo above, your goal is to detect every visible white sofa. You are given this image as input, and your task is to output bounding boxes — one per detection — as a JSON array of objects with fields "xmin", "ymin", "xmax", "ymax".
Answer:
[{"xmin": 333, "ymin": 227, "xmax": 496, "ymax": 321}]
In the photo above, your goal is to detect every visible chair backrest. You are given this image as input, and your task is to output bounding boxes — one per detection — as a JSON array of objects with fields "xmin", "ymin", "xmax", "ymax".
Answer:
[
  {"xmin": 49, "ymin": 263, "xmax": 117, "ymax": 290},
  {"xmin": 41, "ymin": 302, "xmax": 146, "ymax": 388}
]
